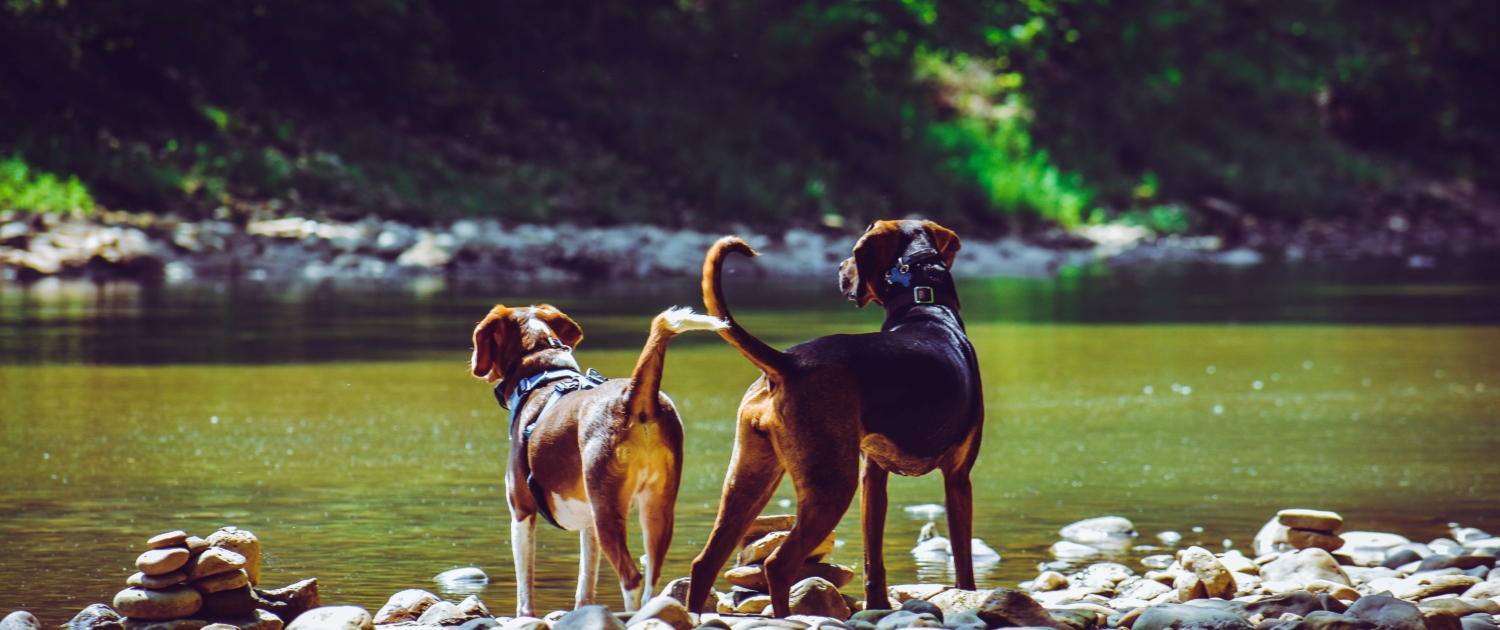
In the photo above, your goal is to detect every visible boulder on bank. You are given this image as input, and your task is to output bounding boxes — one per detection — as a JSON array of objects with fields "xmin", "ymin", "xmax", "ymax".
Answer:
[
  {"xmin": 1261, "ymin": 549, "xmax": 1351, "ymax": 586},
  {"xmin": 284, "ymin": 607, "xmax": 371, "ymax": 630}
]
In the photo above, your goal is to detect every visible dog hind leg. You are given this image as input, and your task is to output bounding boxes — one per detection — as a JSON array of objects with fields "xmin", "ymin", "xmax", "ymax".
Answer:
[
  {"xmin": 590, "ymin": 488, "xmax": 645, "ymax": 612},
  {"xmin": 686, "ymin": 423, "xmax": 784, "ymax": 612},
  {"xmin": 575, "ymin": 526, "xmax": 600, "ymax": 608},
  {"xmin": 511, "ymin": 513, "xmax": 538, "ymax": 617},
  {"xmin": 637, "ymin": 474, "xmax": 679, "ymax": 604},
  {"xmin": 943, "ymin": 461, "xmax": 977, "ymax": 590},
  {"xmin": 860, "ymin": 458, "xmax": 892, "ymax": 610},
  {"xmin": 764, "ymin": 465, "xmax": 857, "ymax": 618}
]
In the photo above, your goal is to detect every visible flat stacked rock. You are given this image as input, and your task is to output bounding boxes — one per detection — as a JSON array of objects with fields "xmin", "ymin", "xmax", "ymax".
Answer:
[
  {"xmin": 714, "ymin": 515, "xmax": 854, "ymax": 615},
  {"xmin": 1277, "ymin": 509, "xmax": 1345, "ymax": 552},
  {"xmin": 103, "ymin": 527, "xmax": 302, "ymax": 630}
]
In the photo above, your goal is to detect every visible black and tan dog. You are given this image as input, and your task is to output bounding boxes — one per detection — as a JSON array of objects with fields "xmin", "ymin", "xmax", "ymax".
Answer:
[
  {"xmin": 687, "ymin": 220, "xmax": 984, "ymax": 616},
  {"xmin": 471, "ymin": 304, "xmax": 725, "ymax": 616}
]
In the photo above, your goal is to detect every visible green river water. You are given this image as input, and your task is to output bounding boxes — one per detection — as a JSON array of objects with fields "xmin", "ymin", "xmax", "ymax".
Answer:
[{"xmin": 1, "ymin": 258, "xmax": 1498, "ymax": 623}]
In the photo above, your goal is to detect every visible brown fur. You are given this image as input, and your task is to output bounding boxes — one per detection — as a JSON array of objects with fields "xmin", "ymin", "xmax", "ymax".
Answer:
[
  {"xmin": 472, "ymin": 305, "xmax": 707, "ymax": 616},
  {"xmin": 688, "ymin": 220, "xmax": 984, "ymax": 616}
]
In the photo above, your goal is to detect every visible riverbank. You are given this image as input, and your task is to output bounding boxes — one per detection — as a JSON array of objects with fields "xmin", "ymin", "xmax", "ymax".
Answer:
[{"xmin": 2, "ymin": 192, "xmax": 1498, "ymax": 283}]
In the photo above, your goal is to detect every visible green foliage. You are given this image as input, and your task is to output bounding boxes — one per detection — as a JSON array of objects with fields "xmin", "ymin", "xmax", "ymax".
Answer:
[
  {"xmin": 0, "ymin": 0, "xmax": 1492, "ymax": 225},
  {"xmin": 0, "ymin": 154, "xmax": 95, "ymax": 213}
]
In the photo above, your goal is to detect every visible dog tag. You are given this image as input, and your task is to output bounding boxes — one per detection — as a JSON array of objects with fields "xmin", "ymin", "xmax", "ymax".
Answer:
[{"xmin": 886, "ymin": 264, "xmax": 912, "ymax": 287}]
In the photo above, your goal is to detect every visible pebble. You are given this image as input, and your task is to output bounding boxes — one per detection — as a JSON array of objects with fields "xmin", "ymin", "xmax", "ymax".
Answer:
[
  {"xmin": 1049, "ymin": 541, "xmax": 1102, "ymax": 559},
  {"xmin": 206, "ymin": 528, "xmax": 261, "ymax": 586},
  {"xmin": 1277, "ymin": 509, "xmax": 1344, "ymax": 534},
  {"xmin": 113, "ymin": 585, "xmax": 203, "ymax": 620},
  {"xmin": 137, "ymin": 548, "xmax": 191, "ymax": 576},
  {"xmin": 183, "ymin": 547, "xmax": 247, "ymax": 581},
  {"xmin": 193, "ymin": 569, "xmax": 250, "ymax": 595},
  {"xmin": 0, "ymin": 612, "xmax": 41, "ymax": 630},
  {"xmin": 1261, "ymin": 548, "xmax": 1352, "ymax": 586},
  {"xmin": 1180, "ymin": 546, "xmax": 1235, "ymax": 600},
  {"xmin": 148, "ymin": 532, "xmax": 189, "ymax": 550},
  {"xmin": 1134, "ymin": 604, "xmax": 1253, "ymax": 630},
  {"xmin": 972, "ymin": 587, "xmax": 1070, "ymax": 630},
  {"xmin": 128, "ymin": 571, "xmax": 187, "ymax": 589},
  {"xmin": 284, "ymin": 607, "xmax": 372, "ymax": 630},
  {"xmin": 1347, "ymin": 594, "xmax": 1425, "ymax": 630},
  {"xmin": 1031, "ymin": 571, "xmax": 1069, "ymax": 592}
]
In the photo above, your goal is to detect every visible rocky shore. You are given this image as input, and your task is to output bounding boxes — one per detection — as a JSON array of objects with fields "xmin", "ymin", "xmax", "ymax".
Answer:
[
  {"xmin": 2, "ymin": 197, "xmax": 1497, "ymax": 283},
  {"xmin": 12, "ymin": 510, "xmax": 1500, "ymax": 630}
]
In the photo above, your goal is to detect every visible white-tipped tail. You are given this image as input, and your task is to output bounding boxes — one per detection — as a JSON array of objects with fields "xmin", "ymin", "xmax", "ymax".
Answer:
[{"xmin": 660, "ymin": 306, "xmax": 729, "ymax": 333}]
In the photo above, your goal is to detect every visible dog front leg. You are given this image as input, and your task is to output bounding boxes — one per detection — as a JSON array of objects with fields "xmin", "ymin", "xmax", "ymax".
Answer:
[
  {"xmin": 860, "ymin": 458, "xmax": 892, "ymax": 610},
  {"xmin": 576, "ymin": 526, "xmax": 600, "ymax": 608},
  {"xmin": 511, "ymin": 513, "xmax": 538, "ymax": 617}
]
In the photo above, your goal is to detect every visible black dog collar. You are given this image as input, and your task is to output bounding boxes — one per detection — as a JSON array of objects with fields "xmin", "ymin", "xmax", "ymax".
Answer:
[{"xmin": 885, "ymin": 247, "xmax": 948, "ymax": 304}]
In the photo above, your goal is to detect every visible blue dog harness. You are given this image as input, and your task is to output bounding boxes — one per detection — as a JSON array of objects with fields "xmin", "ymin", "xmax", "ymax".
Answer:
[{"xmin": 493, "ymin": 366, "xmax": 608, "ymax": 529}]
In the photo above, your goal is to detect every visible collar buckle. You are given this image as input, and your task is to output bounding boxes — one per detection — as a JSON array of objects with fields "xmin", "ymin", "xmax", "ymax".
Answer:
[{"xmin": 914, "ymin": 286, "xmax": 935, "ymax": 304}]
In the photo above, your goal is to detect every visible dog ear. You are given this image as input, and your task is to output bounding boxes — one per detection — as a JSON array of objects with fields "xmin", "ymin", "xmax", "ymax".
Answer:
[
  {"xmin": 471, "ymin": 306, "xmax": 516, "ymax": 383},
  {"xmin": 923, "ymin": 220, "xmax": 962, "ymax": 269},
  {"xmin": 844, "ymin": 220, "xmax": 906, "ymax": 307},
  {"xmin": 532, "ymin": 304, "xmax": 584, "ymax": 349}
]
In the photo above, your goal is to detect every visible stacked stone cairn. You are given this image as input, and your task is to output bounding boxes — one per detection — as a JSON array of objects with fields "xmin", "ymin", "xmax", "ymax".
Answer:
[{"xmin": 99, "ymin": 526, "xmax": 320, "ymax": 630}]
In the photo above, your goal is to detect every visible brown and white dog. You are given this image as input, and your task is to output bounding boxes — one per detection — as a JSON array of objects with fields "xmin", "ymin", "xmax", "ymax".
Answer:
[
  {"xmin": 686, "ymin": 220, "xmax": 984, "ymax": 616},
  {"xmin": 471, "ymin": 304, "xmax": 726, "ymax": 616}
]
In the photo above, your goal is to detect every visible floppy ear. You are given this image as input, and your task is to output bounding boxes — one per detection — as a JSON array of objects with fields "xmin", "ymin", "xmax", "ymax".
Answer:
[
  {"xmin": 471, "ymin": 306, "xmax": 515, "ymax": 383},
  {"xmin": 845, "ymin": 221, "xmax": 907, "ymax": 307},
  {"xmin": 532, "ymin": 304, "xmax": 584, "ymax": 349},
  {"xmin": 923, "ymin": 221, "xmax": 962, "ymax": 269}
]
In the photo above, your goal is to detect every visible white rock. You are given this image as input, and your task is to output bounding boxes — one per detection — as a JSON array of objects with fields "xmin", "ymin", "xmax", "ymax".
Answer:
[
  {"xmin": 1052, "ymin": 541, "xmax": 1103, "ymax": 559},
  {"xmin": 1061, "ymin": 517, "xmax": 1137, "ymax": 547}
]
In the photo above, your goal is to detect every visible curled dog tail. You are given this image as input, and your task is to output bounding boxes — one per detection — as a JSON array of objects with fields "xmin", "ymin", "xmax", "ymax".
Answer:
[
  {"xmin": 702, "ymin": 237, "xmax": 792, "ymax": 379},
  {"xmin": 626, "ymin": 307, "xmax": 727, "ymax": 421}
]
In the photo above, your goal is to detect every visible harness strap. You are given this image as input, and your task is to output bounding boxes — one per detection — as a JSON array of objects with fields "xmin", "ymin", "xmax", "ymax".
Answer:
[{"xmin": 495, "ymin": 368, "xmax": 608, "ymax": 530}]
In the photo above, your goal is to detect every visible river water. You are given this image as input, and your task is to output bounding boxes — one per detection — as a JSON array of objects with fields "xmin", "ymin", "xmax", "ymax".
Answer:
[{"xmin": 1, "ymin": 257, "xmax": 1498, "ymax": 623}]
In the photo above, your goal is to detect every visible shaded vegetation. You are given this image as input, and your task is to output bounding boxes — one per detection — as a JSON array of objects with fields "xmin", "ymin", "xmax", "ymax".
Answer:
[{"xmin": 0, "ymin": 0, "xmax": 1494, "ymax": 229}]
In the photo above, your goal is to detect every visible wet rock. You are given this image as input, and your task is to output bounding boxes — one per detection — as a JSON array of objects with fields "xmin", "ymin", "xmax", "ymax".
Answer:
[
  {"xmin": 206, "ymin": 528, "xmax": 261, "ymax": 586},
  {"xmin": 724, "ymin": 562, "xmax": 854, "ymax": 591},
  {"xmin": 66, "ymin": 604, "xmax": 124, "ymax": 630},
  {"xmin": 1142, "ymin": 555, "xmax": 1176, "ymax": 569},
  {"xmin": 1181, "ymin": 547, "xmax": 1236, "ymax": 600},
  {"xmin": 785, "ymin": 578, "xmax": 850, "ymax": 620},
  {"xmin": 887, "ymin": 584, "xmax": 950, "ymax": 603},
  {"xmin": 1262, "ymin": 549, "xmax": 1351, "ymax": 587},
  {"xmin": 1391, "ymin": 574, "xmax": 1481, "ymax": 600},
  {"xmin": 1420, "ymin": 609, "xmax": 1464, "ymax": 630},
  {"xmin": 551, "ymin": 606, "xmax": 624, "ymax": 630},
  {"xmin": 150, "ymin": 532, "xmax": 190, "ymax": 550},
  {"xmin": 201, "ymin": 609, "xmax": 283, "ymax": 630},
  {"xmin": 1132, "ymin": 604, "xmax": 1253, "ymax": 630},
  {"xmin": 661, "ymin": 578, "xmax": 691, "ymax": 604},
  {"xmin": 871, "ymin": 611, "xmax": 940, "ymax": 630},
  {"xmin": 193, "ymin": 570, "xmax": 250, "ymax": 595},
  {"xmin": 496, "ymin": 618, "xmax": 546, "ymax": 630},
  {"xmin": 1257, "ymin": 519, "xmax": 1294, "ymax": 557},
  {"xmin": 1277, "ymin": 511, "xmax": 1344, "ymax": 534},
  {"xmin": 1383, "ymin": 550, "xmax": 1425, "ymax": 570},
  {"xmin": 973, "ymin": 587, "xmax": 1071, "ymax": 630},
  {"xmin": 625, "ymin": 595, "xmax": 693, "ymax": 630},
  {"xmin": 130, "ymin": 571, "xmax": 188, "ymax": 589},
  {"xmin": 138, "ymin": 548, "xmax": 192, "ymax": 576},
  {"xmin": 1, "ymin": 612, "xmax": 40, "ymax": 630},
  {"xmin": 202, "ymin": 585, "xmax": 258, "ymax": 617},
  {"xmin": 1060, "ymin": 517, "xmax": 1137, "ymax": 547},
  {"xmin": 1419, "ymin": 556, "xmax": 1497, "ymax": 572},
  {"xmin": 896, "ymin": 599, "xmax": 942, "ymax": 622},
  {"xmin": 284, "ymin": 607, "xmax": 372, "ymax": 630},
  {"xmin": 742, "ymin": 515, "xmax": 799, "ymax": 545},
  {"xmin": 1289, "ymin": 530, "xmax": 1345, "ymax": 553},
  {"xmin": 454, "ymin": 619, "xmax": 499, "ymax": 630},
  {"xmin": 184, "ymin": 548, "xmax": 247, "ymax": 581},
  {"xmin": 734, "ymin": 596, "xmax": 771, "ymax": 614},
  {"xmin": 1120, "ymin": 578, "xmax": 1172, "ymax": 601},
  {"xmin": 373, "ymin": 590, "xmax": 441, "ymax": 625},
  {"xmin": 1302, "ymin": 580, "xmax": 1360, "ymax": 601},
  {"xmin": 186, "ymin": 537, "xmax": 210, "ymax": 555},
  {"xmin": 1461, "ymin": 616, "xmax": 1500, "ymax": 630},
  {"xmin": 1051, "ymin": 541, "xmax": 1103, "ymax": 559},
  {"xmin": 416, "ymin": 601, "xmax": 476, "ymax": 626},
  {"xmin": 926, "ymin": 589, "xmax": 988, "ymax": 617},
  {"xmin": 1335, "ymin": 532, "xmax": 1411, "ymax": 567},
  {"xmin": 1034, "ymin": 571, "xmax": 1071, "ymax": 592},
  {"xmin": 121, "ymin": 620, "xmax": 207, "ymax": 630},
  {"xmin": 739, "ymin": 531, "xmax": 836, "ymax": 566},
  {"xmin": 1345, "ymin": 595, "xmax": 1423, "ymax": 630},
  {"xmin": 1241, "ymin": 591, "xmax": 1327, "ymax": 619},
  {"xmin": 114, "ymin": 585, "xmax": 203, "ymax": 620},
  {"xmin": 252, "ymin": 579, "xmax": 320, "ymax": 624},
  {"xmin": 1460, "ymin": 580, "xmax": 1500, "ymax": 599},
  {"xmin": 433, "ymin": 568, "xmax": 489, "ymax": 593},
  {"xmin": 456, "ymin": 596, "xmax": 488, "ymax": 619}
]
